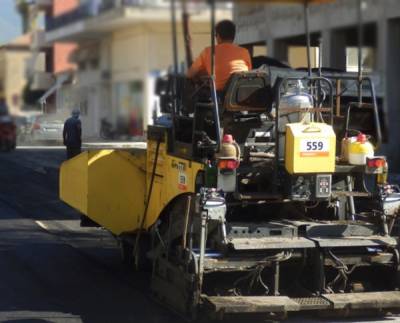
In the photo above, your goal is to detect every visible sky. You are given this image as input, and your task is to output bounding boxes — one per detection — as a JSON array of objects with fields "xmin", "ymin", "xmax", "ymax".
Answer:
[{"xmin": 0, "ymin": 0, "xmax": 22, "ymax": 45}]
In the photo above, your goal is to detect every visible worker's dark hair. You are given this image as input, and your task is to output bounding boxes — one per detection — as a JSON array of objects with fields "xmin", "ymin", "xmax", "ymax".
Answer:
[{"xmin": 216, "ymin": 20, "xmax": 236, "ymax": 41}]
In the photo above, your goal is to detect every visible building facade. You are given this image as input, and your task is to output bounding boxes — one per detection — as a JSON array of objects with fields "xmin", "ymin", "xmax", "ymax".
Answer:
[
  {"xmin": 25, "ymin": 0, "xmax": 78, "ymax": 114},
  {"xmin": 234, "ymin": 0, "xmax": 400, "ymax": 170},
  {"xmin": 0, "ymin": 34, "xmax": 45, "ymax": 116},
  {"xmin": 45, "ymin": 0, "xmax": 230, "ymax": 139}
]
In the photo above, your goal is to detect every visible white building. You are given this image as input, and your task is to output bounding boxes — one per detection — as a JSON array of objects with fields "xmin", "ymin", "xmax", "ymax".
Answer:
[{"xmin": 46, "ymin": 0, "xmax": 231, "ymax": 139}]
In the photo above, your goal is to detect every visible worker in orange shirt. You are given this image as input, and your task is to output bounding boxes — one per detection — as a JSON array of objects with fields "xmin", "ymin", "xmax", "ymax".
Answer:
[
  {"xmin": 187, "ymin": 20, "xmax": 252, "ymax": 95},
  {"xmin": 188, "ymin": 20, "xmax": 252, "ymax": 141}
]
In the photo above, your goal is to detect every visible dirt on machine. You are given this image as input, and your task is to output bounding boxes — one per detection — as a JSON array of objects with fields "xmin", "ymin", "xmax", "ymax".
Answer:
[{"xmin": 59, "ymin": 0, "xmax": 400, "ymax": 320}]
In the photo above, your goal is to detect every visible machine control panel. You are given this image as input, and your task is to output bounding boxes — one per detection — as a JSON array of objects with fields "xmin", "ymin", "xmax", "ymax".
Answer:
[{"xmin": 315, "ymin": 174, "xmax": 332, "ymax": 198}]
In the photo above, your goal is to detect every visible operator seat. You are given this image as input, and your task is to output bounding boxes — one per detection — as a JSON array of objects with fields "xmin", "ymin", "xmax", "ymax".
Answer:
[
  {"xmin": 221, "ymin": 71, "xmax": 273, "ymax": 143},
  {"xmin": 344, "ymin": 102, "xmax": 381, "ymax": 146},
  {"xmin": 222, "ymin": 71, "xmax": 273, "ymax": 113}
]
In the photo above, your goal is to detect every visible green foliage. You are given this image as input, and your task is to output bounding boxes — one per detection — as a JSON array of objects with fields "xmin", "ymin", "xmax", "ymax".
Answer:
[{"xmin": 15, "ymin": 0, "xmax": 31, "ymax": 33}]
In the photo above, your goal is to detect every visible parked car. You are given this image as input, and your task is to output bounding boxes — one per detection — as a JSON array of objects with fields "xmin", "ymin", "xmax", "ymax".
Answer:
[
  {"xmin": 0, "ymin": 115, "xmax": 16, "ymax": 151},
  {"xmin": 0, "ymin": 101, "xmax": 16, "ymax": 151},
  {"xmin": 30, "ymin": 115, "xmax": 64, "ymax": 143}
]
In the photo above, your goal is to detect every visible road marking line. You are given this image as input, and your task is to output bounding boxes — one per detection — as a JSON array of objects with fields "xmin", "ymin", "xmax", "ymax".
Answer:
[
  {"xmin": 17, "ymin": 146, "xmax": 65, "ymax": 150},
  {"xmin": 35, "ymin": 220, "xmax": 49, "ymax": 231}
]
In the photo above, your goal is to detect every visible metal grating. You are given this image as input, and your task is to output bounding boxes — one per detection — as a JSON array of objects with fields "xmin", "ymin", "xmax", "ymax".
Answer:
[{"xmin": 292, "ymin": 297, "xmax": 331, "ymax": 310}]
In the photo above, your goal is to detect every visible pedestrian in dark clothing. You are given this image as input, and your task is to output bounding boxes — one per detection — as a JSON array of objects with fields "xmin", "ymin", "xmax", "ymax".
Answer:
[{"xmin": 63, "ymin": 108, "xmax": 82, "ymax": 159}]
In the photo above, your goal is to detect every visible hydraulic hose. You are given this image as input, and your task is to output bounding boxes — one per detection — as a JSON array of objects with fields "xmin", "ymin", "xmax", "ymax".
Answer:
[{"xmin": 134, "ymin": 136, "xmax": 162, "ymax": 269}]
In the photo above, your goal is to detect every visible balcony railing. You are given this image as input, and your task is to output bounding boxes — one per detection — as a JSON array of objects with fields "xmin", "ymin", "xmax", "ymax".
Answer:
[
  {"xmin": 46, "ymin": 0, "xmax": 171, "ymax": 31},
  {"xmin": 46, "ymin": 0, "xmax": 228, "ymax": 31}
]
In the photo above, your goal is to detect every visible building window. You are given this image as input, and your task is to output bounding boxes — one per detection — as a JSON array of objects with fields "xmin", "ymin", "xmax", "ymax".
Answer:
[
  {"xmin": 346, "ymin": 47, "xmax": 375, "ymax": 73},
  {"xmin": 243, "ymin": 42, "xmax": 267, "ymax": 57},
  {"xmin": 288, "ymin": 46, "xmax": 319, "ymax": 69}
]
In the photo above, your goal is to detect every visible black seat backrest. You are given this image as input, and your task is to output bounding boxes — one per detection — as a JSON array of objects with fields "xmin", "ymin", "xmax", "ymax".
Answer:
[
  {"xmin": 175, "ymin": 116, "xmax": 193, "ymax": 143},
  {"xmin": 155, "ymin": 74, "xmax": 192, "ymax": 114},
  {"xmin": 223, "ymin": 72, "xmax": 273, "ymax": 113},
  {"xmin": 344, "ymin": 102, "xmax": 380, "ymax": 145}
]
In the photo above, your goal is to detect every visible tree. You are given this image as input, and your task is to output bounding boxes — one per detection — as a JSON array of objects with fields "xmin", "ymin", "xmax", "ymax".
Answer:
[{"xmin": 15, "ymin": 0, "xmax": 32, "ymax": 33}]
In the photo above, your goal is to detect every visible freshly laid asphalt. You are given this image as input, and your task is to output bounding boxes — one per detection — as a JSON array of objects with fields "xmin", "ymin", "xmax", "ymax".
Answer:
[{"xmin": 0, "ymin": 146, "xmax": 398, "ymax": 323}]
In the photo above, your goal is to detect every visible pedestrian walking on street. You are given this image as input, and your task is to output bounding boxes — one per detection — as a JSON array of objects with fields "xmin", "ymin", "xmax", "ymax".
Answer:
[{"xmin": 63, "ymin": 108, "xmax": 82, "ymax": 159}]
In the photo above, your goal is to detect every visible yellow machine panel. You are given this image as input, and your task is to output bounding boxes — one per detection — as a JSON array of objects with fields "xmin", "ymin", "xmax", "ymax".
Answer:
[
  {"xmin": 60, "ymin": 149, "xmax": 147, "ymax": 235},
  {"xmin": 145, "ymin": 139, "xmax": 204, "ymax": 230},
  {"xmin": 59, "ymin": 152, "xmax": 89, "ymax": 215},
  {"xmin": 285, "ymin": 122, "xmax": 336, "ymax": 174},
  {"xmin": 60, "ymin": 138, "xmax": 204, "ymax": 236}
]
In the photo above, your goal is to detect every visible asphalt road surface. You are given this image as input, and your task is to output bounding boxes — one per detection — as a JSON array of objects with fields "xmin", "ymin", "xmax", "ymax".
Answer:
[{"xmin": 0, "ymin": 146, "xmax": 399, "ymax": 323}]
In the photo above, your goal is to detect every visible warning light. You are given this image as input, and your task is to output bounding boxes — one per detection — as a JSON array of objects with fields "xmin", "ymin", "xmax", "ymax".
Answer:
[
  {"xmin": 217, "ymin": 159, "xmax": 239, "ymax": 170},
  {"xmin": 367, "ymin": 158, "xmax": 385, "ymax": 169}
]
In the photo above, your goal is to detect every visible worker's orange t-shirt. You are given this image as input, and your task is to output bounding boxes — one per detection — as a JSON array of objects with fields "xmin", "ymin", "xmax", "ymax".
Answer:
[{"xmin": 191, "ymin": 43, "xmax": 252, "ymax": 90}]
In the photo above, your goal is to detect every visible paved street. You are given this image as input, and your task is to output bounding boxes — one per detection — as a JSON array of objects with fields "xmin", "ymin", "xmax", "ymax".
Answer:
[
  {"xmin": 0, "ymin": 147, "xmax": 398, "ymax": 323},
  {"xmin": 0, "ymin": 147, "xmax": 177, "ymax": 323}
]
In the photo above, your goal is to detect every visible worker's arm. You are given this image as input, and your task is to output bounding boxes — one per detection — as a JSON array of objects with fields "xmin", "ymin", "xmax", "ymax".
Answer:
[
  {"xmin": 187, "ymin": 50, "xmax": 206, "ymax": 79},
  {"xmin": 244, "ymin": 48, "xmax": 252, "ymax": 70}
]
